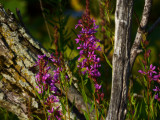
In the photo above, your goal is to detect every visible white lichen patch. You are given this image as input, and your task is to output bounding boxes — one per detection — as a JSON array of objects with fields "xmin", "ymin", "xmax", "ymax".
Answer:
[
  {"xmin": 1, "ymin": 24, "xmax": 34, "ymax": 69},
  {"xmin": 31, "ymin": 98, "xmax": 38, "ymax": 108},
  {"xmin": 23, "ymin": 58, "xmax": 33, "ymax": 68},
  {"xmin": 28, "ymin": 75, "xmax": 37, "ymax": 87},
  {"xmin": 0, "ymin": 93, "xmax": 4, "ymax": 100},
  {"xmin": 0, "ymin": 81, "xmax": 3, "ymax": 88},
  {"xmin": 2, "ymin": 73, "xmax": 16, "ymax": 82},
  {"xmin": 41, "ymin": 48, "xmax": 50, "ymax": 57},
  {"xmin": 16, "ymin": 59, "xmax": 24, "ymax": 67},
  {"xmin": 26, "ymin": 51, "xmax": 35, "ymax": 64},
  {"xmin": 18, "ymin": 26, "xmax": 50, "ymax": 58},
  {"xmin": 9, "ymin": 104, "xmax": 28, "ymax": 120},
  {"xmin": 0, "ymin": 15, "xmax": 5, "ymax": 21},
  {"xmin": 19, "ymin": 80, "xmax": 29, "ymax": 88},
  {"xmin": 19, "ymin": 27, "xmax": 41, "ymax": 49}
]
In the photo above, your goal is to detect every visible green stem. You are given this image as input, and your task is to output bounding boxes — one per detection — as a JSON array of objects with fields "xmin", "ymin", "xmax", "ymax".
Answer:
[
  {"xmin": 66, "ymin": 89, "xmax": 70, "ymax": 120},
  {"xmin": 93, "ymin": 95, "xmax": 99, "ymax": 120},
  {"xmin": 147, "ymin": 77, "xmax": 150, "ymax": 120},
  {"xmin": 42, "ymin": 100, "xmax": 47, "ymax": 120},
  {"xmin": 81, "ymin": 76, "xmax": 91, "ymax": 120}
]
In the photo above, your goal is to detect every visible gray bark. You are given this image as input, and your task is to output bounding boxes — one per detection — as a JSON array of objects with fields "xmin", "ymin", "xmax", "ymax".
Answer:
[
  {"xmin": 106, "ymin": 0, "xmax": 133, "ymax": 120},
  {"xmin": 107, "ymin": 0, "xmax": 155, "ymax": 119},
  {"xmin": 0, "ymin": 4, "xmax": 94, "ymax": 120},
  {"xmin": 130, "ymin": 0, "xmax": 153, "ymax": 69}
]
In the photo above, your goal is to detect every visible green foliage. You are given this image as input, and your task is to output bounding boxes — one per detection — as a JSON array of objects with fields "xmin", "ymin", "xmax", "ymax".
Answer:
[{"xmin": 0, "ymin": 107, "xmax": 19, "ymax": 120}]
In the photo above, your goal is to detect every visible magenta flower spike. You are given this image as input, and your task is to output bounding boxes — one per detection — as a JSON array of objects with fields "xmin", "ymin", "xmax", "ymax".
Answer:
[
  {"xmin": 75, "ymin": 16, "xmax": 101, "ymax": 80},
  {"xmin": 75, "ymin": 14, "xmax": 104, "ymax": 104},
  {"xmin": 139, "ymin": 64, "xmax": 160, "ymax": 101},
  {"xmin": 35, "ymin": 54, "xmax": 62, "ymax": 119}
]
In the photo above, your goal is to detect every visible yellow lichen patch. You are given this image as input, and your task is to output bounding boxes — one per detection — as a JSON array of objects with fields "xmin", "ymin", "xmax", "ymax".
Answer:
[
  {"xmin": 14, "ymin": 65, "xmax": 22, "ymax": 72},
  {"xmin": 13, "ymin": 71, "xmax": 26, "ymax": 83},
  {"xmin": 0, "ymin": 25, "xmax": 14, "ymax": 47}
]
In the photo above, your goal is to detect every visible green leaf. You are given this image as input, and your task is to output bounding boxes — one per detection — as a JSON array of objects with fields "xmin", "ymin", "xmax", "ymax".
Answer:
[
  {"xmin": 48, "ymin": 49, "xmax": 55, "ymax": 53},
  {"xmin": 131, "ymin": 94, "xmax": 136, "ymax": 105},
  {"xmin": 83, "ymin": 110, "xmax": 90, "ymax": 120},
  {"xmin": 90, "ymin": 102, "xmax": 94, "ymax": 113},
  {"xmin": 138, "ymin": 59, "xmax": 146, "ymax": 71},
  {"xmin": 90, "ymin": 79, "xmax": 95, "ymax": 95},
  {"xmin": 64, "ymin": 37, "xmax": 71, "ymax": 43},
  {"xmin": 31, "ymin": 114, "xmax": 42, "ymax": 120},
  {"xmin": 71, "ymin": 29, "xmax": 78, "ymax": 37},
  {"xmin": 98, "ymin": 110, "xmax": 102, "ymax": 120},
  {"xmin": 63, "ymin": 15, "xmax": 70, "ymax": 26},
  {"xmin": 133, "ymin": 103, "xmax": 139, "ymax": 119},
  {"xmin": 70, "ymin": 97, "xmax": 75, "ymax": 111},
  {"xmin": 82, "ymin": 88, "xmax": 88, "ymax": 103},
  {"xmin": 60, "ymin": 98, "xmax": 67, "ymax": 114},
  {"xmin": 142, "ymin": 76, "xmax": 147, "ymax": 87},
  {"xmin": 103, "ymin": 53, "xmax": 112, "ymax": 68},
  {"xmin": 34, "ymin": 88, "xmax": 42, "ymax": 100}
]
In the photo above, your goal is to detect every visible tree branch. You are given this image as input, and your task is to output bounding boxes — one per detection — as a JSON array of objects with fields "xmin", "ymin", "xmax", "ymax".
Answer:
[
  {"xmin": 130, "ymin": 0, "xmax": 153, "ymax": 69},
  {"xmin": 148, "ymin": 17, "xmax": 160, "ymax": 35}
]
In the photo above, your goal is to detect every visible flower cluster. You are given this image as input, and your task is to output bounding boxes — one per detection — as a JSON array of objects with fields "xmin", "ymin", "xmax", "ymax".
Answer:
[
  {"xmin": 138, "ymin": 64, "xmax": 158, "ymax": 81},
  {"xmin": 75, "ymin": 16, "xmax": 101, "ymax": 79},
  {"xmin": 138, "ymin": 64, "xmax": 160, "ymax": 101},
  {"xmin": 75, "ymin": 15, "xmax": 104, "ymax": 103},
  {"xmin": 35, "ymin": 54, "xmax": 62, "ymax": 120}
]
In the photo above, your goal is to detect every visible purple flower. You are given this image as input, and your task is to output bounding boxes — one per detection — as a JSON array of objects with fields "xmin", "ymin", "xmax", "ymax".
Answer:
[
  {"xmin": 95, "ymin": 84, "xmax": 102, "ymax": 90},
  {"xmin": 35, "ymin": 54, "xmax": 63, "ymax": 119},
  {"xmin": 75, "ymin": 17, "xmax": 101, "ymax": 79},
  {"xmin": 48, "ymin": 107, "xmax": 54, "ymax": 113},
  {"xmin": 138, "ymin": 70, "xmax": 146, "ymax": 75},
  {"xmin": 47, "ymin": 106, "xmax": 62, "ymax": 120},
  {"xmin": 153, "ymin": 86, "xmax": 160, "ymax": 92},
  {"xmin": 38, "ymin": 54, "xmax": 46, "ymax": 59},
  {"xmin": 138, "ymin": 64, "xmax": 157, "ymax": 81},
  {"xmin": 75, "ymin": 14, "xmax": 103, "ymax": 104},
  {"xmin": 153, "ymin": 74, "xmax": 160, "ymax": 81},
  {"xmin": 139, "ymin": 63, "xmax": 160, "ymax": 102},
  {"xmin": 149, "ymin": 64, "xmax": 157, "ymax": 76},
  {"xmin": 155, "ymin": 93, "xmax": 159, "ymax": 100}
]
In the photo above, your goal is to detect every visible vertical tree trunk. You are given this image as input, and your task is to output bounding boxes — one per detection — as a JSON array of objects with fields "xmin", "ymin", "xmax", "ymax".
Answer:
[{"xmin": 106, "ymin": 0, "xmax": 133, "ymax": 120}]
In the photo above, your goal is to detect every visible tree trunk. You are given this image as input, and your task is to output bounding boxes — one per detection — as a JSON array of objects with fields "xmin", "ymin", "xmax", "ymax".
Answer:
[
  {"xmin": 0, "ymin": 4, "xmax": 94, "ymax": 120},
  {"xmin": 106, "ymin": 0, "xmax": 133, "ymax": 120}
]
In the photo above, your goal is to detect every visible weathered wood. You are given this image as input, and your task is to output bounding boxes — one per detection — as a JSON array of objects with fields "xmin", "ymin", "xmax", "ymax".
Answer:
[
  {"xmin": 0, "ymin": 4, "xmax": 94, "ymax": 120},
  {"xmin": 130, "ymin": 0, "xmax": 153, "ymax": 69},
  {"xmin": 106, "ymin": 0, "xmax": 133, "ymax": 120}
]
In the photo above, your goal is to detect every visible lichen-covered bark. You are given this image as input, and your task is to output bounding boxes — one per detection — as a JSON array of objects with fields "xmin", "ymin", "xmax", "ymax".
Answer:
[
  {"xmin": 0, "ymin": 4, "xmax": 93, "ymax": 120},
  {"xmin": 106, "ymin": 0, "xmax": 133, "ymax": 120},
  {"xmin": 0, "ymin": 5, "xmax": 46, "ymax": 119}
]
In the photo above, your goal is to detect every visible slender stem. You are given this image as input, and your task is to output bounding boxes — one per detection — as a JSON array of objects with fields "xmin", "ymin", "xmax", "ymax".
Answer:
[
  {"xmin": 39, "ymin": 0, "xmax": 52, "ymax": 42},
  {"xmin": 128, "ymin": 87, "xmax": 133, "ymax": 120},
  {"xmin": 148, "ymin": 17, "xmax": 160, "ymax": 35},
  {"xmin": 147, "ymin": 76, "xmax": 150, "ymax": 120},
  {"xmin": 42, "ymin": 100, "xmax": 47, "ymax": 120},
  {"xmin": 81, "ymin": 76, "xmax": 91, "ymax": 120},
  {"xmin": 66, "ymin": 89, "xmax": 70, "ymax": 120},
  {"xmin": 94, "ymin": 94, "xmax": 99, "ymax": 120}
]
